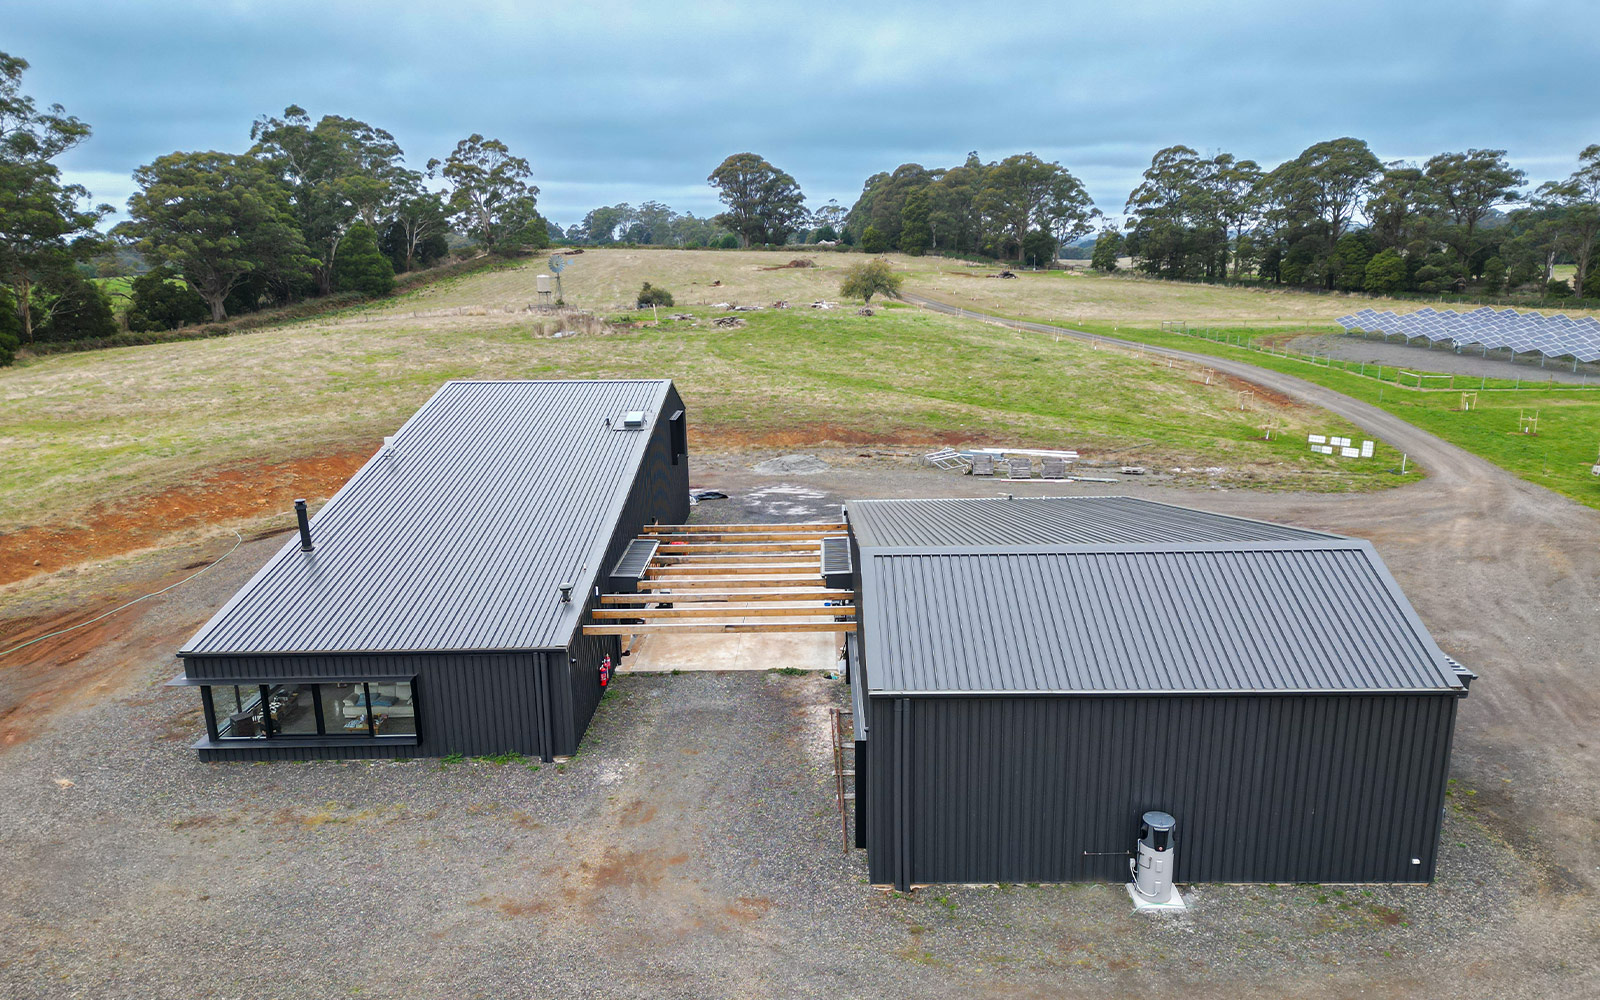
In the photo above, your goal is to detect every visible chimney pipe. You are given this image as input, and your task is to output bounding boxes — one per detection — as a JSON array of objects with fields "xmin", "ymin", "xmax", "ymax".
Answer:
[
  {"xmin": 559, "ymin": 582, "xmax": 574, "ymax": 604},
  {"xmin": 294, "ymin": 499, "xmax": 313, "ymax": 552}
]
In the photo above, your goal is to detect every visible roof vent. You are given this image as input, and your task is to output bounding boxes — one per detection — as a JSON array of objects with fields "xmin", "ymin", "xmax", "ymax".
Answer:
[
  {"xmin": 622, "ymin": 410, "xmax": 646, "ymax": 429},
  {"xmin": 558, "ymin": 582, "xmax": 574, "ymax": 603}
]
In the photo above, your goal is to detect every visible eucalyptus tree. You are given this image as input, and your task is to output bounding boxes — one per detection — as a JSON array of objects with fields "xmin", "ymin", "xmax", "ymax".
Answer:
[
  {"xmin": 250, "ymin": 106, "xmax": 411, "ymax": 294},
  {"xmin": 122, "ymin": 151, "xmax": 315, "ymax": 321},
  {"xmin": 978, "ymin": 152, "xmax": 1094, "ymax": 261},
  {"xmin": 0, "ymin": 51, "xmax": 109, "ymax": 344},
  {"xmin": 441, "ymin": 134, "xmax": 542, "ymax": 253},
  {"xmin": 1530, "ymin": 146, "xmax": 1600, "ymax": 297},
  {"xmin": 1423, "ymin": 149, "xmax": 1524, "ymax": 279},
  {"xmin": 707, "ymin": 152, "xmax": 807, "ymax": 247}
]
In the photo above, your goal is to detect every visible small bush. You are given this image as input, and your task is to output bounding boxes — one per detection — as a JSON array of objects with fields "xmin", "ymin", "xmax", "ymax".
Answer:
[
  {"xmin": 859, "ymin": 225, "xmax": 889, "ymax": 254},
  {"xmin": 636, "ymin": 282, "xmax": 674, "ymax": 307},
  {"xmin": 840, "ymin": 258, "xmax": 902, "ymax": 305}
]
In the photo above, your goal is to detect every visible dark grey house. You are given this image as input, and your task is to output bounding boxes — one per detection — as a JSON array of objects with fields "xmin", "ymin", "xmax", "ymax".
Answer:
[
  {"xmin": 843, "ymin": 496, "xmax": 1473, "ymax": 890},
  {"xmin": 175, "ymin": 379, "xmax": 689, "ymax": 761}
]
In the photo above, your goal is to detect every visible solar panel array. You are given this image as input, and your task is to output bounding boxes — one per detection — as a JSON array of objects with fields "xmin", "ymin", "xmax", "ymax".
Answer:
[{"xmin": 1336, "ymin": 307, "xmax": 1600, "ymax": 363}]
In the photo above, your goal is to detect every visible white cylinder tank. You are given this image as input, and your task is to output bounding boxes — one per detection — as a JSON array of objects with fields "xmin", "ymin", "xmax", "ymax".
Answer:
[{"xmin": 1130, "ymin": 810, "xmax": 1179, "ymax": 906}]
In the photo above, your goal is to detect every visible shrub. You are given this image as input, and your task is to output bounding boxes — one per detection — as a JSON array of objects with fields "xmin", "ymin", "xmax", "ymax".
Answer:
[
  {"xmin": 859, "ymin": 225, "xmax": 889, "ymax": 254},
  {"xmin": 333, "ymin": 222, "xmax": 396, "ymax": 297},
  {"xmin": 1090, "ymin": 230, "xmax": 1122, "ymax": 272},
  {"xmin": 636, "ymin": 282, "xmax": 674, "ymax": 307},
  {"xmin": 37, "ymin": 272, "xmax": 117, "ymax": 343},
  {"xmin": 126, "ymin": 267, "xmax": 210, "ymax": 332},
  {"xmin": 1545, "ymin": 279, "xmax": 1572, "ymax": 298},
  {"xmin": 839, "ymin": 259, "xmax": 902, "ymax": 305},
  {"xmin": 714, "ymin": 234, "xmax": 739, "ymax": 249},
  {"xmin": 1364, "ymin": 249, "xmax": 1408, "ymax": 295}
]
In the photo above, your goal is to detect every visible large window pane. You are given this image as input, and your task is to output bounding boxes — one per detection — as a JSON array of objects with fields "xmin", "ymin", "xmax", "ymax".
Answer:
[
  {"xmin": 207, "ymin": 685, "xmax": 266, "ymax": 739},
  {"xmin": 343, "ymin": 681, "xmax": 416, "ymax": 737},
  {"xmin": 268, "ymin": 685, "xmax": 318, "ymax": 736}
]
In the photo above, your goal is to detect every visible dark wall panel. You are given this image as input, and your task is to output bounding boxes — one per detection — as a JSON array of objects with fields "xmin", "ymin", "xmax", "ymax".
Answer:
[
  {"xmin": 867, "ymin": 693, "xmax": 1457, "ymax": 887},
  {"xmin": 184, "ymin": 652, "xmax": 548, "ymax": 760}
]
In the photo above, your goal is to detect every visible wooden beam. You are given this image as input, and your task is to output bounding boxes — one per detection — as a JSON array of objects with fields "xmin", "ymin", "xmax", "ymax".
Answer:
[
  {"xmin": 637, "ymin": 576, "xmax": 822, "ymax": 589},
  {"xmin": 654, "ymin": 551, "xmax": 816, "ymax": 562},
  {"xmin": 645, "ymin": 532, "xmax": 842, "ymax": 543},
  {"xmin": 592, "ymin": 605, "xmax": 854, "ymax": 620},
  {"xmin": 656, "ymin": 542, "xmax": 821, "ymax": 554},
  {"xmin": 601, "ymin": 589, "xmax": 850, "ymax": 604},
  {"xmin": 583, "ymin": 621, "xmax": 857, "ymax": 635},
  {"xmin": 646, "ymin": 563, "xmax": 815, "ymax": 577},
  {"xmin": 642, "ymin": 523, "xmax": 846, "ymax": 534}
]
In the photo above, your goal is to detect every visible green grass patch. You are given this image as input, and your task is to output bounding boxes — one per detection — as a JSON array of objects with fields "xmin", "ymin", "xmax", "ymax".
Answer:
[{"xmin": 948, "ymin": 308, "xmax": 1600, "ymax": 510}]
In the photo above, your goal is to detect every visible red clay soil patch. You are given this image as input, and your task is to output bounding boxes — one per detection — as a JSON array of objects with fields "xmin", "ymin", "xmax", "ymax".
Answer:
[
  {"xmin": 0, "ymin": 449, "xmax": 372, "ymax": 588},
  {"xmin": 0, "ymin": 597, "xmax": 194, "ymax": 749}
]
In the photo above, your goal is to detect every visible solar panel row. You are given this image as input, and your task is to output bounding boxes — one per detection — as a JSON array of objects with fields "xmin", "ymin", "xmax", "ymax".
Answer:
[{"xmin": 1335, "ymin": 307, "xmax": 1600, "ymax": 363}]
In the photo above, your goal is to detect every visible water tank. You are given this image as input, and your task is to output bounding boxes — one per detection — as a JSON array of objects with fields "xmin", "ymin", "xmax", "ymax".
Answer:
[
  {"xmin": 1129, "ymin": 810, "xmax": 1178, "ymax": 905},
  {"xmin": 536, "ymin": 274, "xmax": 551, "ymax": 293}
]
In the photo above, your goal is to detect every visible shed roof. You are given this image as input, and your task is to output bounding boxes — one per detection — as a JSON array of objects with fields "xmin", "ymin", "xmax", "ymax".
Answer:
[
  {"xmin": 859, "ymin": 542, "xmax": 1465, "ymax": 696},
  {"xmin": 846, "ymin": 496, "xmax": 1338, "ymax": 548},
  {"xmin": 182, "ymin": 380, "xmax": 673, "ymax": 656}
]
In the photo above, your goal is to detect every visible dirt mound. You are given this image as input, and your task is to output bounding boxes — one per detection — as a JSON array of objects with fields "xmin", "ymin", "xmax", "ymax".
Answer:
[{"xmin": 761, "ymin": 259, "xmax": 816, "ymax": 271}]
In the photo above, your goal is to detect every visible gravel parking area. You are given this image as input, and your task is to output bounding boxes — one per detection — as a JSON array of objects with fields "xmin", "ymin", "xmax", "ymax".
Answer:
[
  {"xmin": 2, "ymin": 453, "xmax": 1597, "ymax": 998},
  {"xmin": 1288, "ymin": 332, "xmax": 1600, "ymax": 384}
]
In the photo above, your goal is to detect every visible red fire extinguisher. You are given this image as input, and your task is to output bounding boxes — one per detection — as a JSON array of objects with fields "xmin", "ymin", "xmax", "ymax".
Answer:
[{"xmin": 599, "ymin": 654, "xmax": 612, "ymax": 689}]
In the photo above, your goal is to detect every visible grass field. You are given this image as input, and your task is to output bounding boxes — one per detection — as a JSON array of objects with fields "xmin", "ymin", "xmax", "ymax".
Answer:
[
  {"xmin": 0, "ymin": 251, "xmax": 1426, "ymax": 537},
  {"xmin": 895, "ymin": 267, "xmax": 1600, "ymax": 509}
]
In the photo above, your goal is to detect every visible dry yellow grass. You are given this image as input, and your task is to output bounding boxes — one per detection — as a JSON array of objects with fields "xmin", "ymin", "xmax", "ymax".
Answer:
[{"xmin": 376, "ymin": 249, "xmax": 852, "ymax": 313}]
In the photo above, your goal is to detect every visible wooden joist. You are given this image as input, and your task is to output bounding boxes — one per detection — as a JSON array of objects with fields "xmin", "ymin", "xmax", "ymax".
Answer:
[
  {"xmin": 637, "ymin": 575, "xmax": 821, "ymax": 590},
  {"xmin": 646, "ymin": 563, "xmax": 815, "ymax": 577},
  {"xmin": 646, "ymin": 532, "xmax": 842, "ymax": 544},
  {"xmin": 653, "ymin": 551, "xmax": 817, "ymax": 562},
  {"xmin": 642, "ymin": 522, "xmax": 846, "ymax": 534},
  {"xmin": 592, "ymin": 605, "xmax": 854, "ymax": 620},
  {"xmin": 600, "ymin": 589, "xmax": 850, "ymax": 604},
  {"xmin": 654, "ymin": 541, "xmax": 822, "ymax": 554},
  {"xmin": 583, "ymin": 621, "xmax": 857, "ymax": 635}
]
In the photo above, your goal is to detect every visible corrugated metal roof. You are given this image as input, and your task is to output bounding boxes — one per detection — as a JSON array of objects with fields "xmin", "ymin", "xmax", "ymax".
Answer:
[
  {"xmin": 847, "ymin": 496, "xmax": 1338, "ymax": 548},
  {"xmin": 182, "ymin": 380, "xmax": 672, "ymax": 655},
  {"xmin": 860, "ymin": 543, "xmax": 1465, "ymax": 695}
]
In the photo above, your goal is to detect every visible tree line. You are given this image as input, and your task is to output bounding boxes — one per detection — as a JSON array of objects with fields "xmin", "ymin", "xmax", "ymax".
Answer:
[
  {"xmin": 0, "ymin": 51, "xmax": 555, "ymax": 364},
  {"xmin": 1108, "ymin": 138, "xmax": 1600, "ymax": 301}
]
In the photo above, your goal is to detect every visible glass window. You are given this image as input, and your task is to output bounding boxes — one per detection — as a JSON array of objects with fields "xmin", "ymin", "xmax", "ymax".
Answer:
[
  {"xmin": 346, "ymin": 681, "xmax": 417, "ymax": 737},
  {"xmin": 201, "ymin": 680, "xmax": 415, "ymax": 741},
  {"xmin": 268, "ymin": 685, "xmax": 319, "ymax": 735},
  {"xmin": 209, "ymin": 685, "xmax": 267, "ymax": 739}
]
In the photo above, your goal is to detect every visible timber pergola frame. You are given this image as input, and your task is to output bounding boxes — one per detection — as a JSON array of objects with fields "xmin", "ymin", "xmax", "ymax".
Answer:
[{"xmin": 582, "ymin": 522, "xmax": 858, "ymax": 636}]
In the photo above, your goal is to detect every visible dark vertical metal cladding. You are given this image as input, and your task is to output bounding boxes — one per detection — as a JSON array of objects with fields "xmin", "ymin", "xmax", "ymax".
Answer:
[
  {"xmin": 868, "ymin": 692, "xmax": 1458, "ymax": 885},
  {"xmin": 186, "ymin": 652, "xmax": 546, "ymax": 761}
]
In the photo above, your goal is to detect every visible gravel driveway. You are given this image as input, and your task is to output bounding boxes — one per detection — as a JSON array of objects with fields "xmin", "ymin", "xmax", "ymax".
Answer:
[{"xmin": 2, "ymin": 308, "xmax": 1598, "ymax": 996}]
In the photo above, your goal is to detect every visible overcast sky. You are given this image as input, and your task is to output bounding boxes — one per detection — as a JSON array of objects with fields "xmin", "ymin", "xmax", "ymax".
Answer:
[{"xmin": 8, "ymin": 0, "xmax": 1599, "ymax": 229}]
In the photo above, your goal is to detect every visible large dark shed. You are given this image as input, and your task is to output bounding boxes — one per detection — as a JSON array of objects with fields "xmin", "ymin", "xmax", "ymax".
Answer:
[
  {"xmin": 843, "ymin": 497, "xmax": 1473, "ymax": 890},
  {"xmin": 176, "ymin": 379, "xmax": 689, "ymax": 761}
]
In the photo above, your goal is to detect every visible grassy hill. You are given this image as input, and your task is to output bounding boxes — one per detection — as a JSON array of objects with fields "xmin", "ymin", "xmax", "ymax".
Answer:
[{"xmin": 1, "ymin": 251, "xmax": 1406, "ymax": 546}]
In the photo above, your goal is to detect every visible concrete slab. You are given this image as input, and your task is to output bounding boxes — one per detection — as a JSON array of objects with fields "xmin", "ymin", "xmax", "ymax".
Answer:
[{"xmin": 621, "ymin": 628, "xmax": 841, "ymax": 673}]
